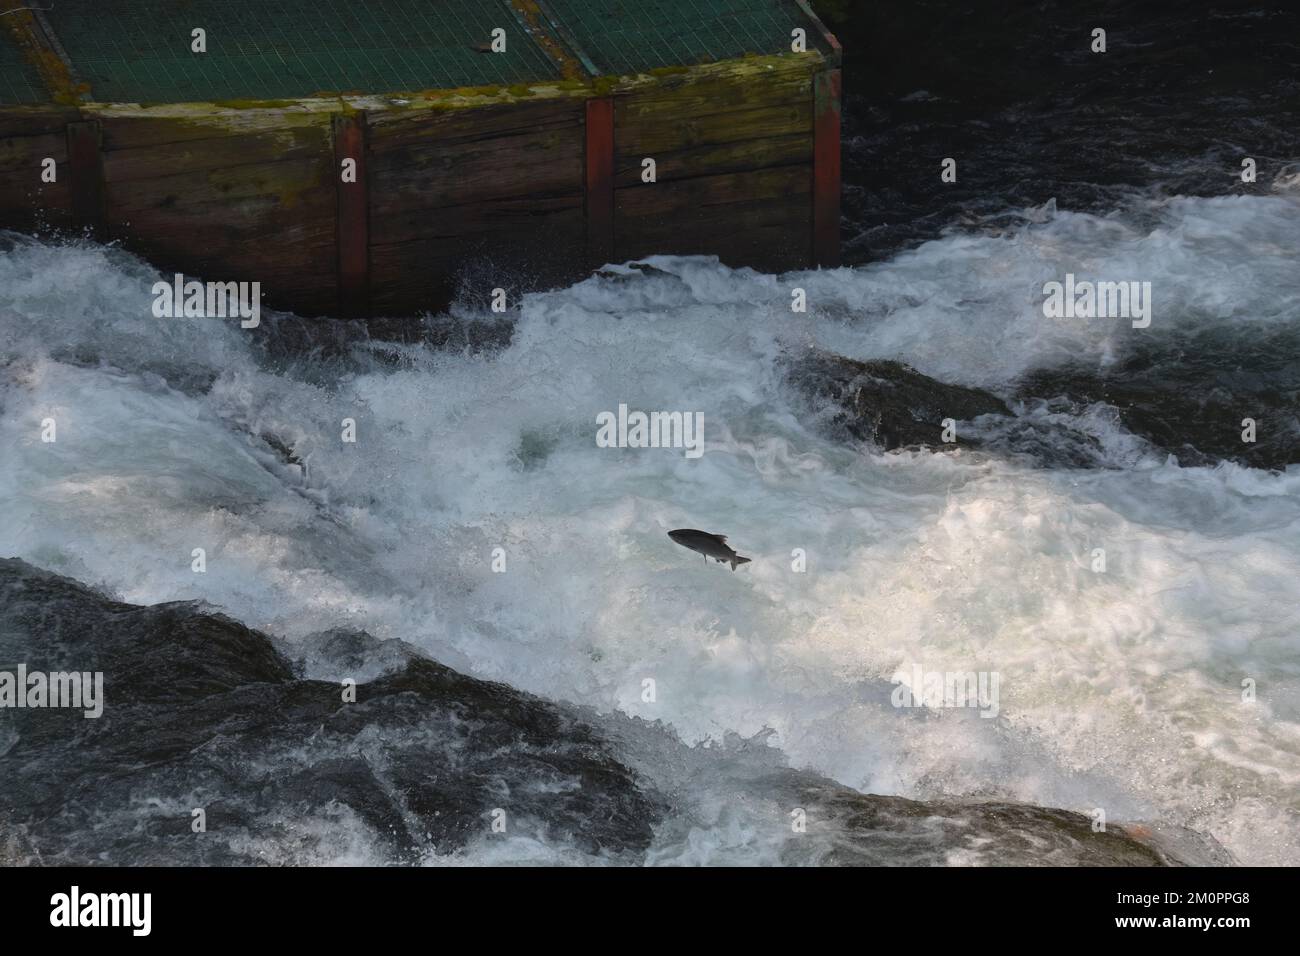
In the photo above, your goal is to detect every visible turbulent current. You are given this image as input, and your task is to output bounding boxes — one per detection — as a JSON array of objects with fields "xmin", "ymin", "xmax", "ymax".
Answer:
[{"xmin": 2, "ymin": 178, "xmax": 1298, "ymax": 864}]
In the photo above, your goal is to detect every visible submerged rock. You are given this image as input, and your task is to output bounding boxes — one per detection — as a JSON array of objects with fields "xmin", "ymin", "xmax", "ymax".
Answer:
[
  {"xmin": 786, "ymin": 349, "xmax": 1011, "ymax": 451},
  {"xmin": 1017, "ymin": 334, "xmax": 1300, "ymax": 469},
  {"xmin": 788, "ymin": 342, "xmax": 1299, "ymax": 472},
  {"xmin": 256, "ymin": 311, "xmax": 514, "ymax": 367},
  {"xmin": 775, "ymin": 777, "xmax": 1227, "ymax": 866}
]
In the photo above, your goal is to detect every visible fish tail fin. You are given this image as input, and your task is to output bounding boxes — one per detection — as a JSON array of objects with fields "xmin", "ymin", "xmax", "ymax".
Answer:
[{"xmin": 730, "ymin": 555, "xmax": 751, "ymax": 571}]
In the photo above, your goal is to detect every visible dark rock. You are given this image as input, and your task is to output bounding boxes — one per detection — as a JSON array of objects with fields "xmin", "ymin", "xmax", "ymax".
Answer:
[
  {"xmin": 957, "ymin": 398, "xmax": 1118, "ymax": 469},
  {"xmin": 786, "ymin": 349, "xmax": 1011, "ymax": 451},
  {"xmin": 776, "ymin": 775, "xmax": 1224, "ymax": 866},
  {"xmin": 259, "ymin": 431, "xmax": 303, "ymax": 467},
  {"xmin": 0, "ymin": 559, "xmax": 663, "ymax": 864},
  {"xmin": 296, "ymin": 627, "xmax": 424, "ymax": 683},
  {"xmin": 1017, "ymin": 333, "xmax": 1300, "ymax": 470}
]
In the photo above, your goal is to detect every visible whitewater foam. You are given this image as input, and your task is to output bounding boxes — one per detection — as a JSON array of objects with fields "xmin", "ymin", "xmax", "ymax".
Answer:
[{"xmin": 1, "ymin": 192, "xmax": 1297, "ymax": 864}]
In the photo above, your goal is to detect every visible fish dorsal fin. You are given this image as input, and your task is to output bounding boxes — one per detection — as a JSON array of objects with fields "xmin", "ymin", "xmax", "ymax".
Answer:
[{"xmin": 716, "ymin": 535, "xmax": 727, "ymax": 542}]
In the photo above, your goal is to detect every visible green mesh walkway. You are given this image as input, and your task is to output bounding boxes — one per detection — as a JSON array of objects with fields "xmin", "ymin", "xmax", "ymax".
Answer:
[
  {"xmin": 0, "ymin": 30, "xmax": 48, "ymax": 104},
  {"xmin": 539, "ymin": 0, "xmax": 830, "ymax": 74},
  {"xmin": 41, "ymin": 0, "xmax": 563, "ymax": 104},
  {"xmin": 0, "ymin": 0, "xmax": 832, "ymax": 105}
]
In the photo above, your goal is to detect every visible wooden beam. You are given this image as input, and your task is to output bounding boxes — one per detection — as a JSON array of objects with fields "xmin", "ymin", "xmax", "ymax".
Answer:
[
  {"xmin": 333, "ymin": 112, "xmax": 370, "ymax": 316},
  {"xmin": 532, "ymin": 0, "xmax": 600, "ymax": 77},
  {"xmin": 65, "ymin": 119, "xmax": 102, "ymax": 232},
  {"xmin": 0, "ymin": 2, "xmax": 88, "ymax": 103},
  {"xmin": 812, "ymin": 68, "xmax": 841, "ymax": 268},
  {"xmin": 505, "ymin": 0, "xmax": 587, "ymax": 80},
  {"xmin": 585, "ymin": 97, "xmax": 615, "ymax": 268},
  {"xmin": 793, "ymin": 0, "xmax": 842, "ymax": 67}
]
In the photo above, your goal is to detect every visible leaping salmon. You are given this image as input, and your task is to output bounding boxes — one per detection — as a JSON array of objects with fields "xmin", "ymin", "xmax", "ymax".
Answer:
[{"xmin": 668, "ymin": 529, "xmax": 752, "ymax": 571}]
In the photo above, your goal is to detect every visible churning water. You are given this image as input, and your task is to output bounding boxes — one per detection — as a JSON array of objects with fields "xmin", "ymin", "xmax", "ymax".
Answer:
[{"xmin": 2, "ymin": 175, "xmax": 1297, "ymax": 863}]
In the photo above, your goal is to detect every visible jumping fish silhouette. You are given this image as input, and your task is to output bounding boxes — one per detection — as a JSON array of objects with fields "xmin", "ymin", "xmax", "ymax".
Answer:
[{"xmin": 668, "ymin": 529, "xmax": 752, "ymax": 571}]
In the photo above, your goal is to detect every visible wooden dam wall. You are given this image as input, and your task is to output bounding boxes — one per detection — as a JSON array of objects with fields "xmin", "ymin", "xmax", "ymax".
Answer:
[{"xmin": 0, "ymin": 0, "xmax": 841, "ymax": 317}]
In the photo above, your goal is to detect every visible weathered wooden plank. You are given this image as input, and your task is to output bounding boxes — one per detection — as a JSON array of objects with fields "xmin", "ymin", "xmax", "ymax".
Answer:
[
  {"xmin": 129, "ymin": 232, "xmax": 336, "ymax": 276},
  {"xmin": 369, "ymin": 240, "xmax": 462, "ymax": 315},
  {"xmin": 367, "ymin": 98, "xmax": 583, "ymax": 151},
  {"xmin": 93, "ymin": 108, "xmax": 332, "ymax": 152},
  {"xmin": 615, "ymin": 165, "xmax": 810, "ymax": 271},
  {"xmin": 0, "ymin": 131, "xmax": 65, "ymax": 175},
  {"xmin": 614, "ymin": 59, "xmax": 815, "ymax": 127},
  {"xmin": 0, "ymin": 106, "xmax": 80, "ymax": 138},
  {"xmin": 611, "ymin": 59, "xmax": 814, "ymax": 200},
  {"xmin": 371, "ymin": 128, "xmax": 582, "ymax": 184},
  {"xmin": 105, "ymin": 200, "xmax": 335, "ymax": 260},
  {"xmin": 93, "ymin": 112, "xmax": 335, "ymax": 301},
  {"xmin": 585, "ymin": 97, "xmax": 614, "ymax": 267},
  {"xmin": 100, "ymin": 151, "xmax": 336, "ymax": 313},
  {"xmin": 0, "ymin": 129, "xmax": 72, "ymax": 227},
  {"xmin": 369, "ymin": 131, "xmax": 582, "ymax": 217},
  {"xmin": 366, "ymin": 100, "xmax": 583, "ymax": 234},
  {"xmin": 104, "ymin": 157, "xmax": 330, "ymax": 213},
  {"xmin": 367, "ymin": 101, "xmax": 584, "ymax": 252},
  {"xmin": 613, "ymin": 131, "xmax": 810, "ymax": 188},
  {"xmin": 615, "ymin": 100, "xmax": 812, "ymax": 160},
  {"xmin": 373, "ymin": 193, "xmax": 583, "ymax": 248},
  {"xmin": 370, "ymin": 189, "xmax": 583, "ymax": 247},
  {"xmin": 0, "ymin": 131, "xmax": 65, "ymax": 174},
  {"xmin": 101, "ymin": 126, "xmax": 330, "ymax": 184},
  {"xmin": 616, "ymin": 165, "xmax": 808, "ymax": 213}
]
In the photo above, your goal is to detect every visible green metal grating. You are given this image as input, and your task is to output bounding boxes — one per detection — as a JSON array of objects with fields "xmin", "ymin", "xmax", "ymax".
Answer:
[
  {"xmin": 0, "ymin": 1, "xmax": 832, "ymax": 106},
  {"xmin": 540, "ymin": 0, "xmax": 829, "ymax": 75},
  {"xmin": 42, "ymin": 0, "xmax": 564, "ymax": 104},
  {"xmin": 0, "ymin": 28, "xmax": 49, "ymax": 104}
]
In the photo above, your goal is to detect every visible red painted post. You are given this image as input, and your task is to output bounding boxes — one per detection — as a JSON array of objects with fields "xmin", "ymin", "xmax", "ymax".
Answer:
[
  {"xmin": 812, "ymin": 68, "xmax": 841, "ymax": 268},
  {"xmin": 66, "ymin": 120, "xmax": 102, "ymax": 233},
  {"xmin": 333, "ymin": 112, "xmax": 369, "ymax": 316},
  {"xmin": 585, "ymin": 97, "xmax": 615, "ymax": 268}
]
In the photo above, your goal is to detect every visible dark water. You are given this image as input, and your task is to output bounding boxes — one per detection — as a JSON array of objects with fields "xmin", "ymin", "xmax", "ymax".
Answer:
[{"xmin": 831, "ymin": 0, "xmax": 1300, "ymax": 261}]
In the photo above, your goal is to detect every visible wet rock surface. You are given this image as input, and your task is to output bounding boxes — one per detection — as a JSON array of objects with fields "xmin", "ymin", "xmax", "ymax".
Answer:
[
  {"xmin": 0, "ymin": 558, "xmax": 663, "ymax": 864},
  {"xmin": 778, "ymin": 779, "xmax": 1224, "ymax": 866},
  {"xmin": 1016, "ymin": 334, "xmax": 1300, "ymax": 470},
  {"xmin": 789, "ymin": 343, "xmax": 1299, "ymax": 471},
  {"xmin": 785, "ymin": 349, "xmax": 1012, "ymax": 452}
]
